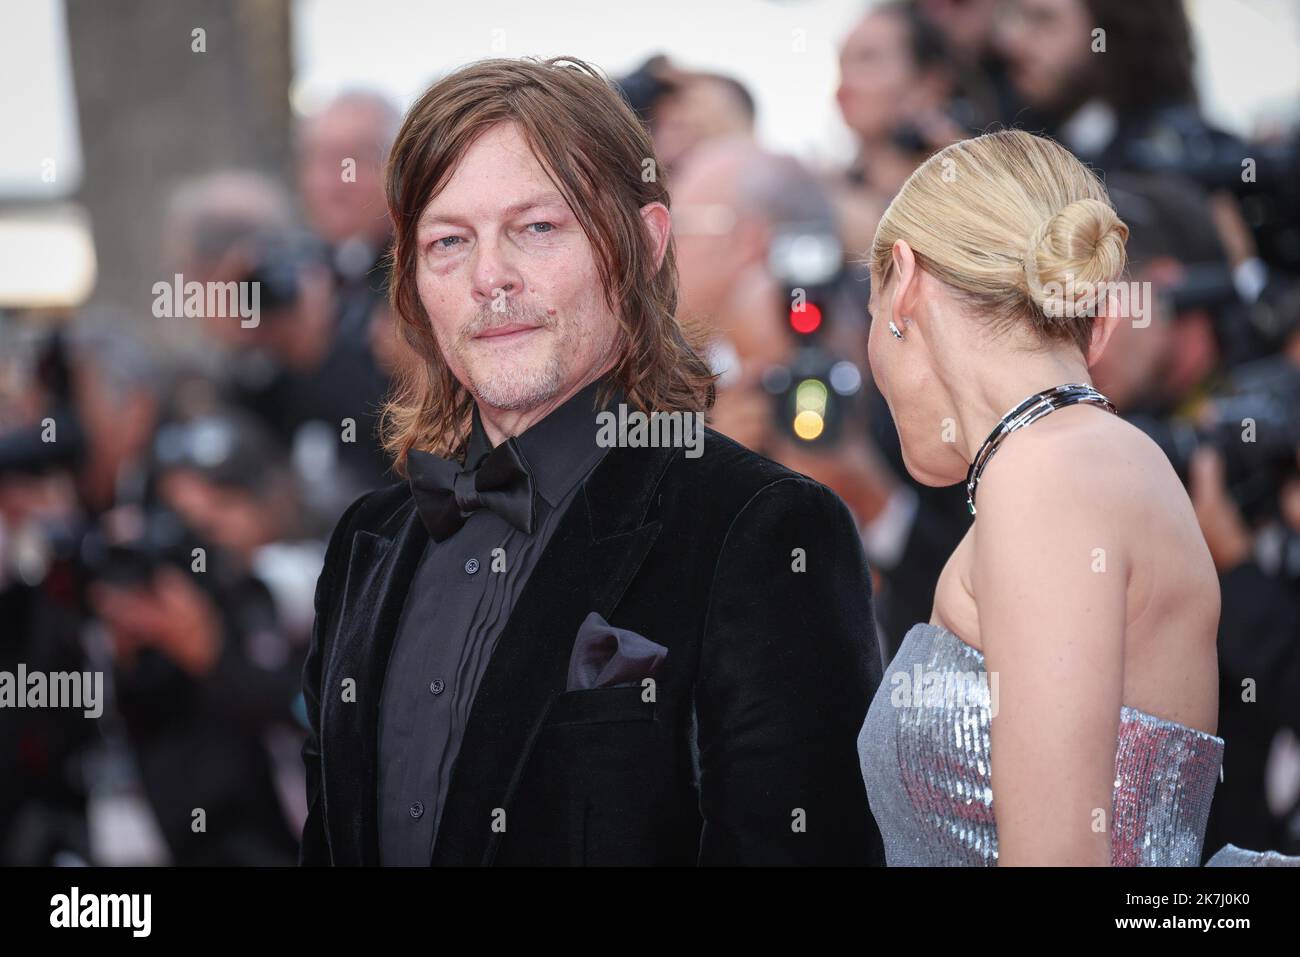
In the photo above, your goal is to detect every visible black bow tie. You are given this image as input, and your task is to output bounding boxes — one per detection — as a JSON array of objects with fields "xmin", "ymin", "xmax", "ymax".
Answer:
[{"xmin": 407, "ymin": 440, "xmax": 536, "ymax": 542}]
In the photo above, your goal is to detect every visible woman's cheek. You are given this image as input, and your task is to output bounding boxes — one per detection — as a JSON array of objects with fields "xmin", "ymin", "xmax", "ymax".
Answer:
[{"xmin": 866, "ymin": 320, "xmax": 889, "ymax": 396}]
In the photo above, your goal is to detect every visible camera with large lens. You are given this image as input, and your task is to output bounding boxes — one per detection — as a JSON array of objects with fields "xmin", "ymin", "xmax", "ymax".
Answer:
[
  {"xmin": 1130, "ymin": 355, "xmax": 1300, "ymax": 523},
  {"xmin": 191, "ymin": 220, "xmax": 314, "ymax": 320},
  {"xmin": 80, "ymin": 505, "xmax": 224, "ymax": 591},
  {"xmin": 761, "ymin": 228, "xmax": 864, "ymax": 447}
]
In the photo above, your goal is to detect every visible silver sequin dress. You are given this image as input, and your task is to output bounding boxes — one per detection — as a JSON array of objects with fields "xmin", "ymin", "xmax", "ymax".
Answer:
[{"xmin": 857, "ymin": 622, "xmax": 1296, "ymax": 866}]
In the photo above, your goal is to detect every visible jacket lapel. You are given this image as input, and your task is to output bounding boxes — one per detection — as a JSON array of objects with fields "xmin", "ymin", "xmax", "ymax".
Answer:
[{"xmin": 431, "ymin": 441, "xmax": 678, "ymax": 865}]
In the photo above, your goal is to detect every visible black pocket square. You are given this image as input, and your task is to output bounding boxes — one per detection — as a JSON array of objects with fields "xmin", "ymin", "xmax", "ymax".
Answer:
[{"xmin": 565, "ymin": 612, "xmax": 668, "ymax": 691}]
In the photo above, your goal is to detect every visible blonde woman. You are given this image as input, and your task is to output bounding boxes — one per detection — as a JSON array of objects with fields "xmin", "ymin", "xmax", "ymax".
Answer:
[{"xmin": 856, "ymin": 129, "xmax": 1293, "ymax": 866}]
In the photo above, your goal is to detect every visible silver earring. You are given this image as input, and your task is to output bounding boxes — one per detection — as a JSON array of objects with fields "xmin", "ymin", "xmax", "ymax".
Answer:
[{"xmin": 888, "ymin": 320, "xmax": 904, "ymax": 341}]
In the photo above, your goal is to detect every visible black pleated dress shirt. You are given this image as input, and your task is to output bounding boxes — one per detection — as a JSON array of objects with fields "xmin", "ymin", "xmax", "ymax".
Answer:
[{"xmin": 377, "ymin": 378, "xmax": 615, "ymax": 865}]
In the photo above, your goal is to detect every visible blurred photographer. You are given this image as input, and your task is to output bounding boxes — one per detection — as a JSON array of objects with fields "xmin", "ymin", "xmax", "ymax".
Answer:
[
  {"xmin": 916, "ymin": 0, "xmax": 1023, "ymax": 132},
  {"xmin": 164, "ymin": 172, "xmax": 394, "ymax": 529},
  {"xmin": 616, "ymin": 55, "xmax": 756, "ymax": 175},
  {"xmin": 833, "ymin": 1, "xmax": 963, "ymax": 262},
  {"xmin": 86, "ymin": 409, "xmax": 319, "ymax": 865},
  {"xmin": 994, "ymin": 0, "xmax": 1294, "ymax": 299},
  {"xmin": 0, "ymin": 321, "xmax": 107, "ymax": 864},
  {"xmin": 1091, "ymin": 171, "xmax": 1300, "ymax": 856},
  {"xmin": 295, "ymin": 91, "xmax": 400, "ymax": 345},
  {"xmin": 673, "ymin": 138, "xmax": 865, "ymax": 447},
  {"xmin": 1191, "ymin": 336, "xmax": 1300, "ymax": 857},
  {"xmin": 996, "ymin": 0, "xmax": 1219, "ymax": 171}
]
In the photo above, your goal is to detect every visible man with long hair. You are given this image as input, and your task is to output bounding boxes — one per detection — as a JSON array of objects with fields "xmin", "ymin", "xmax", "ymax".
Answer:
[{"xmin": 299, "ymin": 56, "xmax": 883, "ymax": 865}]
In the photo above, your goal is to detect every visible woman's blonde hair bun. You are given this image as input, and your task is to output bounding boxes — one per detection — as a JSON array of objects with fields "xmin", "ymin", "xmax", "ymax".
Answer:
[
  {"xmin": 1022, "ymin": 197, "xmax": 1130, "ymax": 325},
  {"xmin": 870, "ymin": 129, "xmax": 1129, "ymax": 353}
]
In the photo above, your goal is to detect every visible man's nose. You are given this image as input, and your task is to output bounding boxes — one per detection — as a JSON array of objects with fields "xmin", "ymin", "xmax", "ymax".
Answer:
[{"xmin": 470, "ymin": 238, "xmax": 523, "ymax": 307}]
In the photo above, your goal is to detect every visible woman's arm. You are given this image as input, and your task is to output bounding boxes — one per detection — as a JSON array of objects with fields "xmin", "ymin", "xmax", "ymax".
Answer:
[{"xmin": 971, "ymin": 433, "xmax": 1128, "ymax": 866}]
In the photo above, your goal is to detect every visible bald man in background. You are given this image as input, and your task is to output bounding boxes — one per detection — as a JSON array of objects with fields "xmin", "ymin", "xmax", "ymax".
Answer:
[
  {"xmin": 296, "ymin": 91, "xmax": 401, "ymax": 343},
  {"xmin": 670, "ymin": 137, "xmax": 862, "ymax": 452}
]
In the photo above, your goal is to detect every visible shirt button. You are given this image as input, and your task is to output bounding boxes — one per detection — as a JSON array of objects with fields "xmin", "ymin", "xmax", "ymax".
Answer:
[
  {"xmin": 464, "ymin": 558, "xmax": 479, "ymax": 574},
  {"xmin": 409, "ymin": 801, "xmax": 424, "ymax": 820},
  {"xmin": 429, "ymin": 678, "xmax": 445, "ymax": 695}
]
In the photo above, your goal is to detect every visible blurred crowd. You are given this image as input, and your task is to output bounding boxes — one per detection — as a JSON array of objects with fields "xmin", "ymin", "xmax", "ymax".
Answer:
[
  {"xmin": 1, "ymin": 90, "xmax": 400, "ymax": 863},
  {"xmin": 2, "ymin": 0, "xmax": 1298, "ymax": 864}
]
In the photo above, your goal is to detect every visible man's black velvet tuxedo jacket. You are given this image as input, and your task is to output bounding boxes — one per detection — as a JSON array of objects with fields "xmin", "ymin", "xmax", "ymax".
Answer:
[{"xmin": 300, "ymin": 427, "xmax": 885, "ymax": 865}]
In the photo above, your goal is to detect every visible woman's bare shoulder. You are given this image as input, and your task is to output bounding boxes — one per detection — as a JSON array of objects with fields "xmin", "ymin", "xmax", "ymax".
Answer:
[
  {"xmin": 976, "ymin": 404, "xmax": 1180, "ymax": 516},
  {"xmin": 975, "ymin": 404, "xmax": 1213, "ymax": 609}
]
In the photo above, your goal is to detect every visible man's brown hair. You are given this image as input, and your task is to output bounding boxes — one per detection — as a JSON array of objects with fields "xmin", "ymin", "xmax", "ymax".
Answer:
[{"xmin": 381, "ymin": 55, "xmax": 716, "ymax": 472}]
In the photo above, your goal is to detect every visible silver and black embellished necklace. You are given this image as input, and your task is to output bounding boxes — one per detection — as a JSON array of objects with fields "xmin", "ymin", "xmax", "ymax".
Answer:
[{"xmin": 965, "ymin": 382, "xmax": 1118, "ymax": 517}]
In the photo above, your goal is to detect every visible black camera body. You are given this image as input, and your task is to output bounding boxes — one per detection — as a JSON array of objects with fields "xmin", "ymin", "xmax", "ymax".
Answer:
[
  {"xmin": 1132, "ymin": 356, "xmax": 1300, "ymax": 523},
  {"xmin": 762, "ymin": 230, "xmax": 864, "ymax": 447}
]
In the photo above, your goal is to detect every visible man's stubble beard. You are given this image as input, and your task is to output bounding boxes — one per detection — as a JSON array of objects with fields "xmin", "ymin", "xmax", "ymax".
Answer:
[{"xmin": 449, "ymin": 300, "xmax": 615, "ymax": 412}]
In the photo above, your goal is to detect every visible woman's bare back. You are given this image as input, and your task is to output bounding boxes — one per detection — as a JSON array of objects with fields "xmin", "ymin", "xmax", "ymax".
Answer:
[{"xmin": 931, "ymin": 404, "xmax": 1221, "ymax": 735}]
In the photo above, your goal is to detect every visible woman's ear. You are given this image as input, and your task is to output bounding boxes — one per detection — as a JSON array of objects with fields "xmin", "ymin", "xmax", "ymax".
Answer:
[
  {"xmin": 890, "ymin": 239, "xmax": 919, "ymax": 327},
  {"xmin": 1086, "ymin": 310, "xmax": 1121, "ymax": 368}
]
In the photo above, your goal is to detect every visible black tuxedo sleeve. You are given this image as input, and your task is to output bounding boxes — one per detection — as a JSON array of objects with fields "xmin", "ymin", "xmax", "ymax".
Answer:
[
  {"xmin": 298, "ymin": 493, "xmax": 370, "ymax": 866},
  {"xmin": 695, "ymin": 477, "xmax": 885, "ymax": 865}
]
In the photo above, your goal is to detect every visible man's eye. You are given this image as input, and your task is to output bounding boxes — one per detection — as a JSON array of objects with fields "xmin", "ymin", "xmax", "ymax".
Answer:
[
  {"xmin": 431, "ymin": 236, "xmax": 463, "ymax": 251},
  {"xmin": 526, "ymin": 222, "xmax": 555, "ymax": 234}
]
